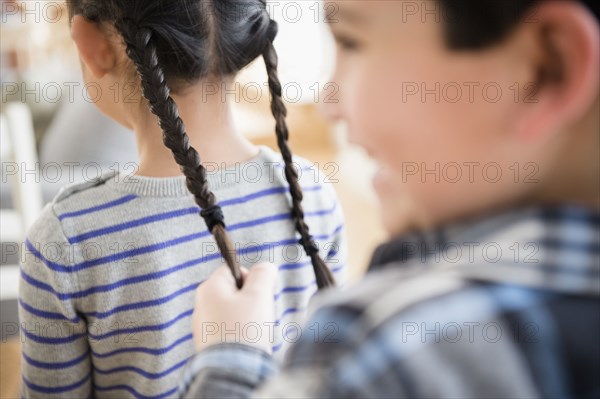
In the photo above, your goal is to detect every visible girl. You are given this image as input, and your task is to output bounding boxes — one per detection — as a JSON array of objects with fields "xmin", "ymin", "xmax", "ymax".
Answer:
[{"xmin": 19, "ymin": 1, "xmax": 346, "ymax": 398}]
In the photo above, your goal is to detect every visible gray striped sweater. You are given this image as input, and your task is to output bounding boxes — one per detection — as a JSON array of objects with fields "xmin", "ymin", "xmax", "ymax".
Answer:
[{"xmin": 19, "ymin": 146, "xmax": 347, "ymax": 399}]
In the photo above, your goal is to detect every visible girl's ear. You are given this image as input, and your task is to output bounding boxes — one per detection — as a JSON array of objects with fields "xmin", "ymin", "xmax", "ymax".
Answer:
[
  {"xmin": 71, "ymin": 15, "xmax": 117, "ymax": 79},
  {"xmin": 514, "ymin": 1, "xmax": 599, "ymax": 140}
]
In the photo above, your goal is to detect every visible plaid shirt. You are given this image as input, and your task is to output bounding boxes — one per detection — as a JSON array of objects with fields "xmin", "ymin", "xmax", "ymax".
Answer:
[{"xmin": 178, "ymin": 206, "xmax": 600, "ymax": 398}]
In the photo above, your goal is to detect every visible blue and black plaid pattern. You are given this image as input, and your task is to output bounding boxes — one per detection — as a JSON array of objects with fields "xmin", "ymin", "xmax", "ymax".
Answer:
[{"xmin": 180, "ymin": 206, "xmax": 600, "ymax": 398}]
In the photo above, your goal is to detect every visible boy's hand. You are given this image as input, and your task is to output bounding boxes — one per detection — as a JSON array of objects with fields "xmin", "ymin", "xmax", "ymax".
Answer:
[{"xmin": 192, "ymin": 263, "xmax": 278, "ymax": 354}]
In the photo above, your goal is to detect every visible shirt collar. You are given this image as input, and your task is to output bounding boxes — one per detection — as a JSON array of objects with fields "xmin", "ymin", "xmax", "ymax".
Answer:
[{"xmin": 369, "ymin": 206, "xmax": 600, "ymax": 296}]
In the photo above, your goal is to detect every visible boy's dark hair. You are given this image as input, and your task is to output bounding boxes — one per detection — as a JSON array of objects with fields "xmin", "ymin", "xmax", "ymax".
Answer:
[
  {"xmin": 439, "ymin": 0, "xmax": 600, "ymax": 49},
  {"xmin": 66, "ymin": 0, "xmax": 335, "ymax": 289}
]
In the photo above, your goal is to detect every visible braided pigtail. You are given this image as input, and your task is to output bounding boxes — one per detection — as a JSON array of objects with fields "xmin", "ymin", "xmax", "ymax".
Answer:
[
  {"xmin": 116, "ymin": 21, "xmax": 243, "ymax": 288},
  {"xmin": 262, "ymin": 21, "xmax": 335, "ymax": 289}
]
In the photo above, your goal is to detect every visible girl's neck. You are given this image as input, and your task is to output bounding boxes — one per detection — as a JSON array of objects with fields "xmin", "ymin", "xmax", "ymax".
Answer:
[{"xmin": 130, "ymin": 82, "xmax": 258, "ymax": 177}]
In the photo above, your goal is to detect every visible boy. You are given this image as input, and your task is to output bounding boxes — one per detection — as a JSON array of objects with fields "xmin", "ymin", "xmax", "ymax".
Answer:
[{"xmin": 179, "ymin": 1, "xmax": 599, "ymax": 397}]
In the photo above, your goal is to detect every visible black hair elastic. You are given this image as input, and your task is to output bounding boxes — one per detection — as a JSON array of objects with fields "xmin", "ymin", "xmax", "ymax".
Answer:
[
  {"xmin": 299, "ymin": 235, "xmax": 319, "ymax": 256},
  {"xmin": 200, "ymin": 205, "xmax": 225, "ymax": 231}
]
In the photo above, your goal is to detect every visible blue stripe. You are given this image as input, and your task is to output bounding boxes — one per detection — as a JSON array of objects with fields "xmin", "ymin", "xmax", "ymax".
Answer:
[
  {"xmin": 94, "ymin": 384, "xmax": 177, "ymax": 399},
  {"xmin": 328, "ymin": 248, "xmax": 339, "ymax": 258},
  {"xmin": 18, "ymin": 299, "xmax": 80, "ymax": 323},
  {"xmin": 24, "ymin": 231, "xmax": 212, "ymax": 273},
  {"xmin": 229, "ymin": 208, "xmax": 335, "ymax": 232},
  {"xmin": 23, "ymin": 350, "xmax": 89, "ymax": 370},
  {"xmin": 306, "ymin": 203, "xmax": 337, "ymax": 217},
  {"xmin": 273, "ymin": 163, "xmax": 320, "ymax": 172},
  {"xmin": 19, "ymin": 284, "xmax": 197, "ymax": 321},
  {"xmin": 237, "ymin": 238, "xmax": 312, "ymax": 257},
  {"xmin": 279, "ymin": 260, "xmax": 312, "ymax": 270},
  {"xmin": 274, "ymin": 282, "xmax": 317, "ymax": 301},
  {"xmin": 272, "ymin": 341, "xmax": 284, "ymax": 352},
  {"xmin": 68, "ymin": 207, "xmax": 199, "ymax": 244},
  {"xmin": 20, "ymin": 254, "xmax": 221, "ymax": 300},
  {"xmin": 95, "ymin": 357, "xmax": 189, "ymax": 380},
  {"xmin": 273, "ymin": 265, "xmax": 344, "ymax": 301},
  {"xmin": 23, "ymin": 372, "xmax": 91, "ymax": 394},
  {"xmin": 229, "ymin": 212, "xmax": 292, "ymax": 231},
  {"xmin": 331, "ymin": 224, "xmax": 344, "ymax": 236},
  {"xmin": 58, "ymin": 195, "xmax": 137, "ymax": 220},
  {"xmin": 20, "ymin": 328, "xmax": 86, "ymax": 344},
  {"xmin": 83, "ymin": 283, "xmax": 198, "ymax": 320},
  {"xmin": 92, "ymin": 334, "xmax": 193, "ymax": 358},
  {"xmin": 219, "ymin": 185, "xmax": 321, "ymax": 207},
  {"xmin": 332, "ymin": 264, "xmax": 345, "ymax": 273},
  {"xmin": 19, "ymin": 269, "xmax": 59, "ymax": 296},
  {"xmin": 236, "ymin": 235, "xmax": 341, "ymax": 257},
  {"xmin": 88, "ymin": 309, "xmax": 194, "ymax": 340}
]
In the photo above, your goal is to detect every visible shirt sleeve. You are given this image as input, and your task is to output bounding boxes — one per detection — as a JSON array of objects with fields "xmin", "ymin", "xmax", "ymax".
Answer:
[
  {"xmin": 177, "ymin": 343, "xmax": 277, "ymax": 399},
  {"xmin": 178, "ymin": 305, "xmax": 360, "ymax": 399},
  {"xmin": 19, "ymin": 204, "xmax": 93, "ymax": 399}
]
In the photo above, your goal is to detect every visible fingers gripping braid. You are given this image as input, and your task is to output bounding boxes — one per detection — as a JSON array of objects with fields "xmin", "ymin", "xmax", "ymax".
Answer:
[
  {"xmin": 117, "ymin": 22, "xmax": 243, "ymax": 288},
  {"xmin": 262, "ymin": 20, "xmax": 335, "ymax": 289}
]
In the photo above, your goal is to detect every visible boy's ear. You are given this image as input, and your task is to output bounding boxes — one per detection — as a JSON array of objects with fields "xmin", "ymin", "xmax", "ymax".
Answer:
[
  {"xmin": 71, "ymin": 15, "xmax": 117, "ymax": 79},
  {"xmin": 516, "ymin": 1, "xmax": 599, "ymax": 139}
]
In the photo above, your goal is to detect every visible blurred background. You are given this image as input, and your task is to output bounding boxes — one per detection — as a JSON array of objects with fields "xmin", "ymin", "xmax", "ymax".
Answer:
[{"xmin": 0, "ymin": 1, "xmax": 385, "ymax": 396}]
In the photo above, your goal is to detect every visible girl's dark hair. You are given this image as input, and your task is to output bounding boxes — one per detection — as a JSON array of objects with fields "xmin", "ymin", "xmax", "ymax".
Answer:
[
  {"xmin": 439, "ymin": 0, "xmax": 600, "ymax": 49},
  {"xmin": 67, "ymin": 0, "xmax": 335, "ymax": 289}
]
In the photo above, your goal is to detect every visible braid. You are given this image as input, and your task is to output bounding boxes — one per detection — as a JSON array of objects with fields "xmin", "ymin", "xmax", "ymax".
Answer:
[
  {"xmin": 116, "ymin": 21, "xmax": 243, "ymax": 288},
  {"xmin": 262, "ymin": 36, "xmax": 335, "ymax": 289}
]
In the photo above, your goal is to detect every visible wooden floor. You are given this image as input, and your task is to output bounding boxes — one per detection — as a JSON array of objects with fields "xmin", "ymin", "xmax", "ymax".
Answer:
[
  {"xmin": 0, "ymin": 108, "xmax": 386, "ymax": 398},
  {"xmin": 0, "ymin": 340, "xmax": 20, "ymax": 398}
]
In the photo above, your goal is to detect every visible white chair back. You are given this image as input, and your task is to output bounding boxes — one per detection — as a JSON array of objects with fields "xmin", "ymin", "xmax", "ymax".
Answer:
[{"xmin": 1, "ymin": 102, "xmax": 44, "ymax": 301}]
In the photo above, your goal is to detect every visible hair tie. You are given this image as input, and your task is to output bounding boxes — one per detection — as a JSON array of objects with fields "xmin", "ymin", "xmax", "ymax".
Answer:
[
  {"xmin": 200, "ymin": 205, "xmax": 226, "ymax": 231},
  {"xmin": 299, "ymin": 235, "xmax": 319, "ymax": 256}
]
